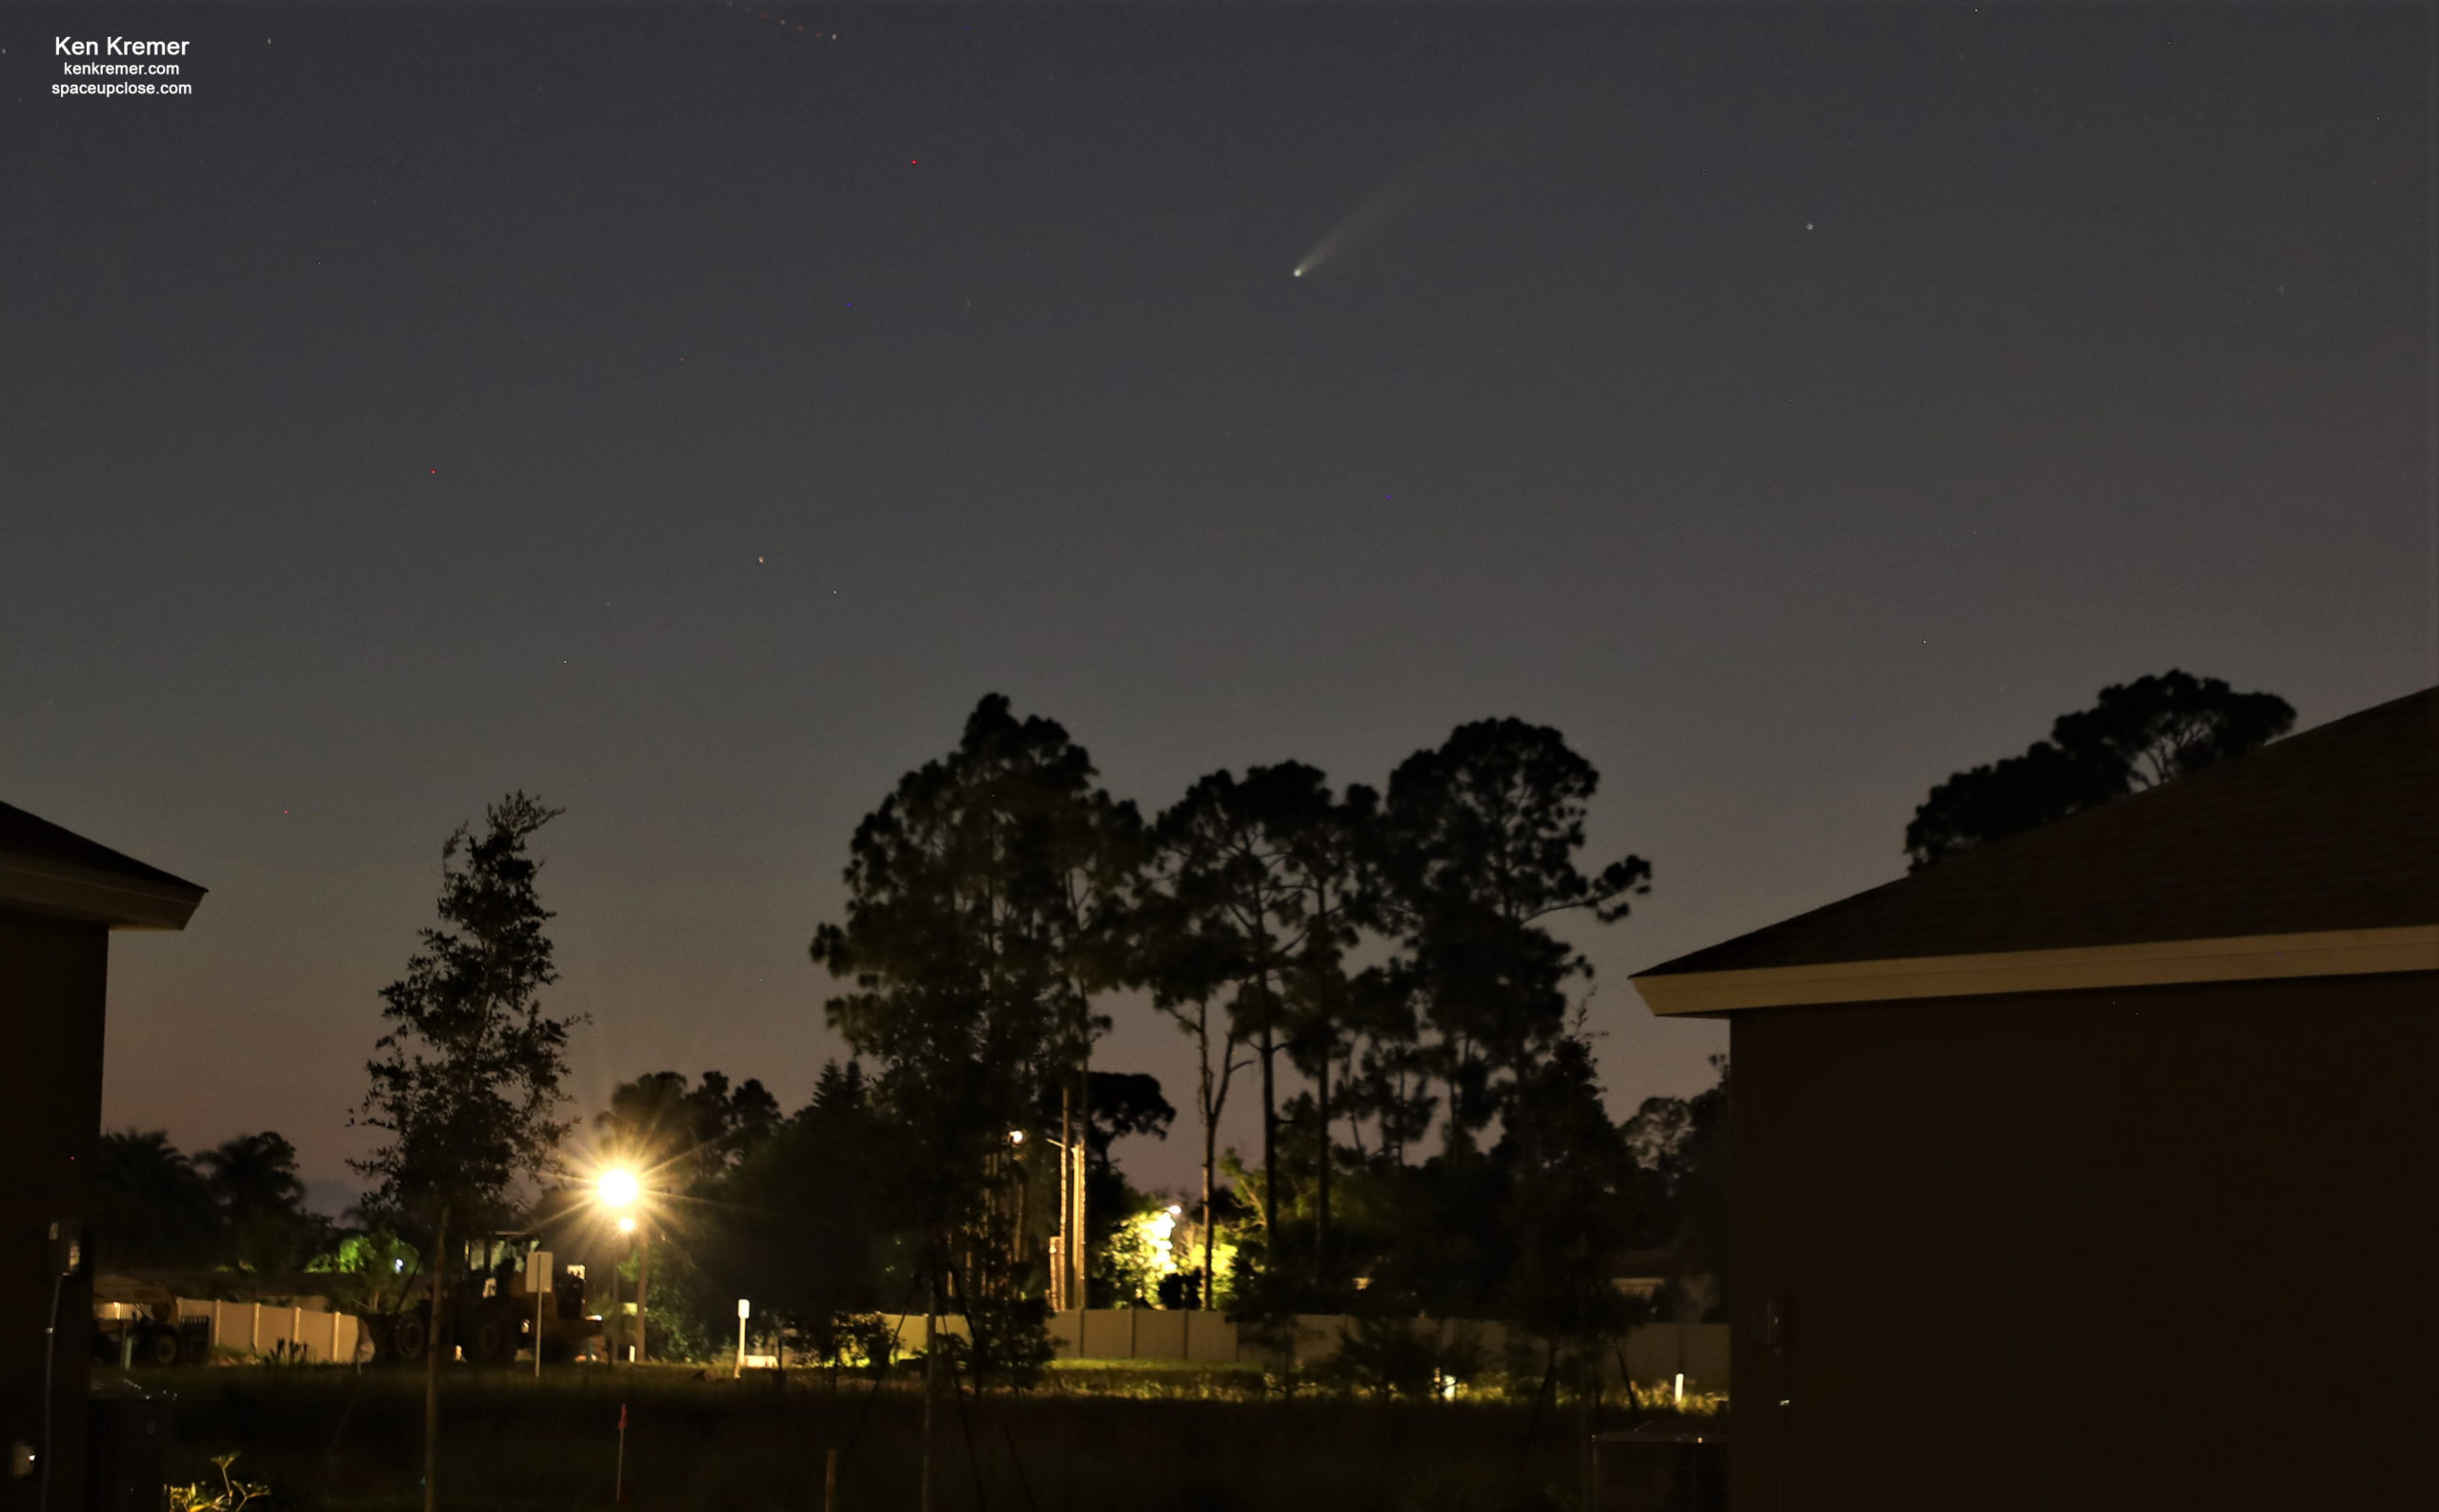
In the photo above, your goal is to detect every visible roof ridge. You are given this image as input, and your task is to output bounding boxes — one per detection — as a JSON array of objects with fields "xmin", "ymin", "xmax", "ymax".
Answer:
[{"xmin": 1637, "ymin": 684, "xmax": 2439, "ymax": 983}]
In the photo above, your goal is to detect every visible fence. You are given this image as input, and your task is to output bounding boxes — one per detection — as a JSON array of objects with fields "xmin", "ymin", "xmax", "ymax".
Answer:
[
  {"xmin": 872, "ymin": 1311, "xmax": 1727, "ymax": 1388},
  {"xmin": 174, "ymin": 1299, "xmax": 367, "ymax": 1363}
]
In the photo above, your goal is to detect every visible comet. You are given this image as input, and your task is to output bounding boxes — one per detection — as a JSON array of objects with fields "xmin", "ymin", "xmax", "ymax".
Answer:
[{"xmin": 1291, "ymin": 121, "xmax": 1513, "ymax": 281}]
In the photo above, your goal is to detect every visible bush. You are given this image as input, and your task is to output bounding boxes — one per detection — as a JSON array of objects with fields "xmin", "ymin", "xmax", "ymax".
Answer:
[
  {"xmin": 1330, "ymin": 1318, "xmax": 1488, "ymax": 1401},
  {"xmin": 168, "ymin": 1454, "xmax": 268, "ymax": 1512}
]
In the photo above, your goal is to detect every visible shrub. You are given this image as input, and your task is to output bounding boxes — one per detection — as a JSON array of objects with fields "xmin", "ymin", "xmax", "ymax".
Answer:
[{"xmin": 168, "ymin": 1454, "xmax": 269, "ymax": 1512}]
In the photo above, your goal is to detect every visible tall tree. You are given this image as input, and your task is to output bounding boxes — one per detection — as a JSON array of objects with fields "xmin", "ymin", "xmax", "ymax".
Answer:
[
  {"xmin": 1378, "ymin": 719, "xmax": 1651, "ymax": 1155},
  {"xmin": 91, "ymin": 1130, "xmax": 218, "ymax": 1270},
  {"xmin": 1498, "ymin": 1032, "xmax": 1646, "ymax": 1487},
  {"xmin": 199, "ymin": 1131, "xmax": 326, "ymax": 1272},
  {"xmin": 595, "ymin": 1069, "xmax": 782, "ymax": 1190},
  {"xmin": 1906, "ymin": 671, "xmax": 2295, "ymax": 869},
  {"xmin": 1037, "ymin": 1070, "xmax": 1176, "ymax": 1177},
  {"xmin": 1337, "ymin": 966, "xmax": 1438, "ymax": 1167},
  {"xmin": 810, "ymin": 696, "xmax": 1138, "ymax": 1508},
  {"xmin": 688, "ymin": 1061, "xmax": 884, "ymax": 1359},
  {"xmin": 1274, "ymin": 779, "xmax": 1375, "ymax": 1292},
  {"xmin": 1138, "ymin": 867, "xmax": 1251, "ymax": 1310},
  {"xmin": 1036, "ymin": 773, "xmax": 1148, "ymax": 1314},
  {"xmin": 353, "ymin": 794, "xmax": 578, "ymax": 1512},
  {"xmin": 1623, "ymin": 1056, "xmax": 1730, "ymax": 1320},
  {"xmin": 198, "ymin": 1132, "xmax": 306, "ymax": 1218},
  {"xmin": 1152, "ymin": 763, "xmax": 1338, "ymax": 1274}
]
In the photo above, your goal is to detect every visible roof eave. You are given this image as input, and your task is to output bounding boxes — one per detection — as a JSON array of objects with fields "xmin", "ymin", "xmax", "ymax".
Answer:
[
  {"xmin": 0, "ymin": 853, "xmax": 207, "ymax": 931},
  {"xmin": 1630, "ymin": 924, "xmax": 2439, "ymax": 1016}
]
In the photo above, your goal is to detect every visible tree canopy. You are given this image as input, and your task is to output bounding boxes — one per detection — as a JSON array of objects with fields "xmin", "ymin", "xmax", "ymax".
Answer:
[
  {"xmin": 353, "ymin": 793, "xmax": 581, "ymax": 1241},
  {"xmin": 1377, "ymin": 718, "xmax": 1653, "ymax": 1150},
  {"xmin": 1905, "ymin": 672, "xmax": 2294, "ymax": 869},
  {"xmin": 91, "ymin": 1130, "xmax": 218, "ymax": 1269},
  {"xmin": 594, "ymin": 1069, "xmax": 782, "ymax": 1190},
  {"xmin": 811, "ymin": 696, "xmax": 1139, "ymax": 1244}
]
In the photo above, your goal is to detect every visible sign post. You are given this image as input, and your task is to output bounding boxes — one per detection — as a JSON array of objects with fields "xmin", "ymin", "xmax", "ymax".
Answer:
[{"xmin": 527, "ymin": 1250, "xmax": 553, "ymax": 1379}]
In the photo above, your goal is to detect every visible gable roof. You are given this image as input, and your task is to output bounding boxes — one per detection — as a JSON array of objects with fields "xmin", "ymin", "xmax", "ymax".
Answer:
[
  {"xmin": 1633, "ymin": 686, "xmax": 2439, "ymax": 1014},
  {"xmin": 0, "ymin": 801, "xmax": 206, "ymax": 930}
]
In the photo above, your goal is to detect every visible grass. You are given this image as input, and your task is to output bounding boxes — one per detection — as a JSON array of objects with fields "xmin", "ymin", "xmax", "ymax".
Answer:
[{"xmin": 133, "ymin": 1362, "xmax": 1718, "ymax": 1512}]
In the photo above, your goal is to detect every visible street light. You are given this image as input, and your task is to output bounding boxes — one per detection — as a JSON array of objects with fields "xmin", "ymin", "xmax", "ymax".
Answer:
[{"xmin": 594, "ymin": 1166, "xmax": 651, "ymax": 1365}]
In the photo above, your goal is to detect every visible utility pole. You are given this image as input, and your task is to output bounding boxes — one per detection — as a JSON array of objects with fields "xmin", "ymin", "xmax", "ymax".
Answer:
[
  {"xmin": 635, "ymin": 1226, "xmax": 652, "ymax": 1364},
  {"xmin": 530, "ymin": 1247, "xmax": 550, "ymax": 1380},
  {"xmin": 1054, "ymin": 1089, "xmax": 1074, "ymax": 1312}
]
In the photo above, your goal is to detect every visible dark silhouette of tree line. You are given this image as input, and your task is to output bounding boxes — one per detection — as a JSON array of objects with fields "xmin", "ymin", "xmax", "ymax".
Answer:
[
  {"xmin": 97, "ymin": 664, "xmax": 2289, "ymax": 1432},
  {"xmin": 788, "ymin": 694, "xmax": 1676, "ymax": 1388},
  {"xmin": 90, "ymin": 1128, "xmax": 331, "ymax": 1275},
  {"xmin": 1906, "ymin": 671, "xmax": 2293, "ymax": 868}
]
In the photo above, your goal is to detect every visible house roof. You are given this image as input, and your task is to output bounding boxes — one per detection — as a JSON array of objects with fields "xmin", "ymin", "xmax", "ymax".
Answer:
[
  {"xmin": 1633, "ymin": 686, "xmax": 2439, "ymax": 1014},
  {"xmin": 0, "ymin": 801, "xmax": 206, "ymax": 930}
]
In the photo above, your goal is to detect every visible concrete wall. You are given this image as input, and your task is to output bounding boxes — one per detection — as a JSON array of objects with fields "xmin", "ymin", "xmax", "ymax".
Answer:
[
  {"xmin": 871, "ymin": 1313, "xmax": 971, "ymax": 1361},
  {"xmin": 177, "ymin": 1300, "xmax": 364, "ymax": 1364},
  {"xmin": 1730, "ymin": 972, "xmax": 2439, "ymax": 1511},
  {"xmin": 1619, "ymin": 1322, "xmax": 1730, "ymax": 1389},
  {"xmin": 0, "ymin": 910, "xmax": 108, "ymax": 1512}
]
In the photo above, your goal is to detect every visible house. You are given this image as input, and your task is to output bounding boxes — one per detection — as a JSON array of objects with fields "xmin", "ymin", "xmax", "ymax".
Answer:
[
  {"xmin": 1630, "ymin": 686, "xmax": 2438, "ymax": 1510},
  {"xmin": 0, "ymin": 804, "xmax": 203, "ymax": 1512}
]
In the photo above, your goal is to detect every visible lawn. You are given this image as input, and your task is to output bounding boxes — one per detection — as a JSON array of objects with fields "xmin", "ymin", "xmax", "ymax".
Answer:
[{"xmin": 135, "ymin": 1362, "xmax": 1713, "ymax": 1512}]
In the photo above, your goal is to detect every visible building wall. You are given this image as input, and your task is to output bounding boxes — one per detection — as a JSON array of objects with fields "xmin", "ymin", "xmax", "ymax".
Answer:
[
  {"xmin": 0, "ymin": 910, "xmax": 109, "ymax": 1512},
  {"xmin": 1729, "ymin": 971, "xmax": 2439, "ymax": 1511}
]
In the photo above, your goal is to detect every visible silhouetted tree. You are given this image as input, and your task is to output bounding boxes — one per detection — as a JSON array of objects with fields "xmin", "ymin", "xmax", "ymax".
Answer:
[
  {"xmin": 1151, "ymin": 762, "xmax": 1362, "ymax": 1281},
  {"xmin": 595, "ymin": 1069, "xmax": 782, "ymax": 1191},
  {"xmin": 1273, "ymin": 778, "xmax": 1374, "ymax": 1293},
  {"xmin": 1377, "ymin": 719, "xmax": 1651, "ymax": 1154},
  {"xmin": 1623, "ymin": 1056, "xmax": 1730, "ymax": 1320},
  {"xmin": 199, "ymin": 1131, "xmax": 327, "ymax": 1272},
  {"xmin": 91, "ymin": 1130, "xmax": 217, "ymax": 1269},
  {"xmin": 352, "ymin": 793, "xmax": 578, "ymax": 1512},
  {"xmin": 1906, "ymin": 672, "xmax": 2294, "ymax": 869},
  {"xmin": 1500, "ymin": 1031, "xmax": 1646, "ymax": 1466},
  {"xmin": 1338, "ymin": 967, "xmax": 1438, "ymax": 1167},
  {"xmin": 1038, "ymin": 1070, "xmax": 1175, "ymax": 1175},
  {"xmin": 809, "ymin": 696, "xmax": 1139, "ymax": 1502},
  {"xmin": 1136, "ymin": 861, "xmax": 1252, "ymax": 1310},
  {"xmin": 689, "ymin": 1061, "xmax": 885, "ymax": 1360}
]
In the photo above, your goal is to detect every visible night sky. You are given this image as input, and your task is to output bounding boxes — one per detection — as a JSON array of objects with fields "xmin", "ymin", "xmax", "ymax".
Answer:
[{"xmin": 8, "ymin": 5, "xmax": 2431, "ymax": 1205}]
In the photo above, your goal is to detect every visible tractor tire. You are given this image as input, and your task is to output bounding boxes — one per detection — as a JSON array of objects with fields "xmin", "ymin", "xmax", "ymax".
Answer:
[
  {"xmin": 141, "ymin": 1327, "xmax": 182, "ymax": 1368},
  {"xmin": 467, "ymin": 1309, "xmax": 516, "ymax": 1367},
  {"xmin": 389, "ymin": 1313, "xmax": 430, "ymax": 1364}
]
